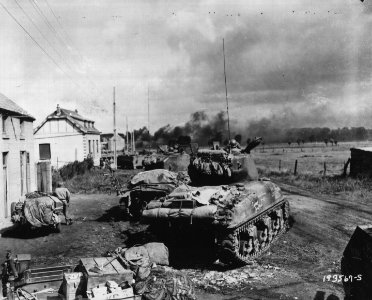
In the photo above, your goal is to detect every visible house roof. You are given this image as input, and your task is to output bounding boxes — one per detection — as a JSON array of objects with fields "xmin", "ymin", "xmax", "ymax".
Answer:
[
  {"xmin": 59, "ymin": 108, "xmax": 94, "ymax": 122},
  {"xmin": 0, "ymin": 93, "xmax": 35, "ymax": 120},
  {"xmin": 101, "ymin": 133, "xmax": 126, "ymax": 139},
  {"xmin": 34, "ymin": 105, "xmax": 100, "ymax": 134}
]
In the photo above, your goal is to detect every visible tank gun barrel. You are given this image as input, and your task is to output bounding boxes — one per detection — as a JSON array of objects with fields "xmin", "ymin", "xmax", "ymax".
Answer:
[{"xmin": 243, "ymin": 137, "xmax": 263, "ymax": 154}]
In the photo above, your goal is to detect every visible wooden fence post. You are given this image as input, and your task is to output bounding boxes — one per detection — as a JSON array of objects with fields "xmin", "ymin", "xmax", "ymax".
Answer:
[
  {"xmin": 323, "ymin": 162, "xmax": 327, "ymax": 177},
  {"xmin": 343, "ymin": 158, "xmax": 351, "ymax": 176},
  {"xmin": 294, "ymin": 160, "xmax": 298, "ymax": 175}
]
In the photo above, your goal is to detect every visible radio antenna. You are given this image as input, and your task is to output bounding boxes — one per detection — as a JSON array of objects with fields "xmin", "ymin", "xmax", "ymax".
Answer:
[{"xmin": 223, "ymin": 38, "xmax": 231, "ymax": 142}]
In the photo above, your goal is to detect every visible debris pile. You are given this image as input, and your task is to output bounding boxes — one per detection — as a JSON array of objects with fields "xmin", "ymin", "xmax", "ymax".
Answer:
[{"xmin": 185, "ymin": 263, "xmax": 288, "ymax": 292}]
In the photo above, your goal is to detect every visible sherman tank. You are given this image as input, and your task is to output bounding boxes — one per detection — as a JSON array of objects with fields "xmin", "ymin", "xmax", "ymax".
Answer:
[
  {"xmin": 117, "ymin": 169, "xmax": 190, "ymax": 218},
  {"xmin": 143, "ymin": 143, "xmax": 198, "ymax": 172},
  {"xmin": 188, "ymin": 137, "xmax": 262, "ymax": 185},
  {"xmin": 142, "ymin": 179, "xmax": 289, "ymax": 265}
]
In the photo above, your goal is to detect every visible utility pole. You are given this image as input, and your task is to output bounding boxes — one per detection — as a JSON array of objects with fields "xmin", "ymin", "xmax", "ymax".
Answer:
[
  {"xmin": 113, "ymin": 86, "xmax": 117, "ymax": 169},
  {"xmin": 132, "ymin": 130, "xmax": 135, "ymax": 153},
  {"xmin": 126, "ymin": 116, "xmax": 128, "ymax": 152},
  {"xmin": 147, "ymin": 85, "xmax": 150, "ymax": 133},
  {"xmin": 223, "ymin": 38, "xmax": 231, "ymax": 142}
]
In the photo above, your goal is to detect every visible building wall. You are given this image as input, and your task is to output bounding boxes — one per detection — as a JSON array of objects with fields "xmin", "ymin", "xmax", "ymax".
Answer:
[
  {"xmin": 0, "ymin": 116, "xmax": 36, "ymax": 222},
  {"xmin": 34, "ymin": 118, "xmax": 86, "ymax": 167},
  {"xmin": 102, "ymin": 135, "xmax": 126, "ymax": 151},
  {"xmin": 84, "ymin": 133, "xmax": 101, "ymax": 166},
  {"xmin": 34, "ymin": 133, "xmax": 84, "ymax": 167},
  {"xmin": 34, "ymin": 119, "xmax": 101, "ymax": 167}
]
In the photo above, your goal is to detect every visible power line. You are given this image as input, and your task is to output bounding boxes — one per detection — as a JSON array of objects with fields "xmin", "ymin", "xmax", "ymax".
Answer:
[
  {"xmin": 35, "ymin": 0, "xmax": 104, "ymax": 98},
  {"xmin": 42, "ymin": 0, "xmax": 103, "ymax": 96},
  {"xmin": 13, "ymin": 0, "xmax": 75, "ymax": 73},
  {"xmin": 43, "ymin": 0, "xmax": 84, "ymax": 61},
  {"xmin": 0, "ymin": 1, "xmax": 77, "ymax": 85},
  {"xmin": 28, "ymin": 0, "xmax": 69, "ymax": 51},
  {"xmin": 27, "ymin": 0, "xmax": 104, "ymax": 100},
  {"xmin": 0, "ymin": 0, "xmax": 101, "ymax": 101}
]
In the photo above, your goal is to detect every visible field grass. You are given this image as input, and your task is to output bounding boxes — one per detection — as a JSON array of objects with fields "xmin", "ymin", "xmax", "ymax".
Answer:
[
  {"xmin": 54, "ymin": 168, "xmax": 138, "ymax": 193},
  {"xmin": 253, "ymin": 141, "xmax": 372, "ymax": 201}
]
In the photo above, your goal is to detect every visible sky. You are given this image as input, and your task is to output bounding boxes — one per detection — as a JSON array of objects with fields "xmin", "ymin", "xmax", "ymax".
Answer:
[{"xmin": 0, "ymin": 0, "xmax": 372, "ymax": 134}]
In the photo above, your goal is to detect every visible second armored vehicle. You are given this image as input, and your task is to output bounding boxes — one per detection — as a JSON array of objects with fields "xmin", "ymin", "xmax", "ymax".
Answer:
[{"xmin": 188, "ymin": 137, "xmax": 262, "ymax": 185}]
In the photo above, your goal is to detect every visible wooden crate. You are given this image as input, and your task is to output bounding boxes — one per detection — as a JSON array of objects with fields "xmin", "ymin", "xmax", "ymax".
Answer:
[{"xmin": 79, "ymin": 257, "xmax": 133, "ymax": 291}]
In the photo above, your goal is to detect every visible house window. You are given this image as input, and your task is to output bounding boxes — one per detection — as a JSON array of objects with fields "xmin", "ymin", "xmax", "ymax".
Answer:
[
  {"xmin": 39, "ymin": 143, "xmax": 51, "ymax": 160},
  {"xmin": 2, "ymin": 115, "xmax": 7, "ymax": 135},
  {"xmin": 96, "ymin": 140, "xmax": 99, "ymax": 153},
  {"xmin": 20, "ymin": 120, "xmax": 25, "ymax": 139},
  {"xmin": 88, "ymin": 140, "xmax": 92, "ymax": 153}
]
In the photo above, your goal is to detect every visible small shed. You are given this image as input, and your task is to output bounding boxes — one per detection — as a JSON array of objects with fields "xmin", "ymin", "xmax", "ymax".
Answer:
[{"xmin": 350, "ymin": 147, "xmax": 372, "ymax": 177}]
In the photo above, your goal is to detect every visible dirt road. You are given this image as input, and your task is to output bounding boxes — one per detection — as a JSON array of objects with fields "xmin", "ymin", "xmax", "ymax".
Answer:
[{"xmin": 0, "ymin": 185, "xmax": 370, "ymax": 300}]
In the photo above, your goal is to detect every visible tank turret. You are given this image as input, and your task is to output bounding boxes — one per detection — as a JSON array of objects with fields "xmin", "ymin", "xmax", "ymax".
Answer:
[{"xmin": 188, "ymin": 137, "xmax": 262, "ymax": 185}]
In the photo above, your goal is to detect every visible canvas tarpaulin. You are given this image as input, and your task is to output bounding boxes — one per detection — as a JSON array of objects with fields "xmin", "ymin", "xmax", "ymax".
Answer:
[
  {"xmin": 143, "ymin": 181, "xmax": 284, "ymax": 227},
  {"xmin": 23, "ymin": 196, "xmax": 59, "ymax": 227},
  {"xmin": 126, "ymin": 169, "xmax": 189, "ymax": 194}
]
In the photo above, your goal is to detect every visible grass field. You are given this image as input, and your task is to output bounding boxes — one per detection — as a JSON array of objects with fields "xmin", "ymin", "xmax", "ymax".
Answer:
[
  {"xmin": 252, "ymin": 141, "xmax": 372, "ymax": 176},
  {"xmin": 252, "ymin": 141, "xmax": 372, "ymax": 201}
]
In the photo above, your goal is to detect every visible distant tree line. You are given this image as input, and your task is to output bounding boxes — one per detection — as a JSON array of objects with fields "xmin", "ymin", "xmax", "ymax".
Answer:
[
  {"xmin": 130, "ymin": 125, "xmax": 372, "ymax": 148},
  {"xmin": 127, "ymin": 109, "xmax": 372, "ymax": 148},
  {"xmin": 284, "ymin": 127, "xmax": 369, "ymax": 145}
]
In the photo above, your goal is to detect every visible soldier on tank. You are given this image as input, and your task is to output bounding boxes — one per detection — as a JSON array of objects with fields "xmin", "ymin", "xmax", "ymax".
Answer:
[{"xmin": 224, "ymin": 139, "xmax": 241, "ymax": 153}]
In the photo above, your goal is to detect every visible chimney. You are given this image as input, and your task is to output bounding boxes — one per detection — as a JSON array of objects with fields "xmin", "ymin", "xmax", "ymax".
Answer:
[{"xmin": 56, "ymin": 104, "xmax": 61, "ymax": 115}]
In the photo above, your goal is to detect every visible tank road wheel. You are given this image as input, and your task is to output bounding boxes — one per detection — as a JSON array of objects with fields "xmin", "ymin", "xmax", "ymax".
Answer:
[
  {"xmin": 282, "ymin": 200, "xmax": 290, "ymax": 229},
  {"xmin": 239, "ymin": 239, "xmax": 254, "ymax": 256},
  {"xmin": 219, "ymin": 233, "xmax": 238, "ymax": 264},
  {"xmin": 257, "ymin": 217, "xmax": 271, "ymax": 250}
]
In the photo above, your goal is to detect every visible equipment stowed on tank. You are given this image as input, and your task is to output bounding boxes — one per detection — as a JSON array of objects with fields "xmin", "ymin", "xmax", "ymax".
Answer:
[
  {"xmin": 188, "ymin": 137, "xmax": 262, "ymax": 185},
  {"xmin": 117, "ymin": 169, "xmax": 190, "ymax": 218},
  {"xmin": 142, "ymin": 179, "xmax": 290, "ymax": 265},
  {"xmin": 142, "ymin": 143, "xmax": 198, "ymax": 172}
]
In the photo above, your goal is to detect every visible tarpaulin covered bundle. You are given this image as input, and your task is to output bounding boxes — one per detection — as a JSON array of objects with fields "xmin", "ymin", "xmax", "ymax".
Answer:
[
  {"xmin": 126, "ymin": 169, "xmax": 188, "ymax": 193},
  {"xmin": 134, "ymin": 266, "xmax": 196, "ymax": 300},
  {"xmin": 120, "ymin": 242, "xmax": 169, "ymax": 281},
  {"xmin": 143, "ymin": 181, "xmax": 284, "ymax": 228},
  {"xmin": 23, "ymin": 196, "xmax": 59, "ymax": 227}
]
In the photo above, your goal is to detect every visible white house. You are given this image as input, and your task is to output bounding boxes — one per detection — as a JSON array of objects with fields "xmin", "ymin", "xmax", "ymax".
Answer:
[
  {"xmin": 34, "ymin": 105, "xmax": 101, "ymax": 167},
  {"xmin": 101, "ymin": 133, "xmax": 126, "ymax": 152},
  {"xmin": 0, "ymin": 93, "xmax": 36, "ymax": 228}
]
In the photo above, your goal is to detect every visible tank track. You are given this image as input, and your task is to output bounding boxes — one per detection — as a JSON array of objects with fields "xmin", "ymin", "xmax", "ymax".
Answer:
[{"xmin": 217, "ymin": 199, "xmax": 290, "ymax": 265}]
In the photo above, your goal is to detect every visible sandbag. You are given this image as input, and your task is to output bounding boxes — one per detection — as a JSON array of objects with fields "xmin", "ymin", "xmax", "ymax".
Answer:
[
  {"xmin": 122, "ymin": 243, "xmax": 169, "ymax": 281},
  {"xmin": 121, "ymin": 242, "xmax": 169, "ymax": 267},
  {"xmin": 143, "ymin": 243, "xmax": 169, "ymax": 266},
  {"xmin": 134, "ymin": 266, "xmax": 196, "ymax": 300}
]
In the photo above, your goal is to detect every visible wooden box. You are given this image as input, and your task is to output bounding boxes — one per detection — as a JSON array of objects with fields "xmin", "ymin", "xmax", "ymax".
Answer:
[{"xmin": 79, "ymin": 257, "xmax": 133, "ymax": 291}]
